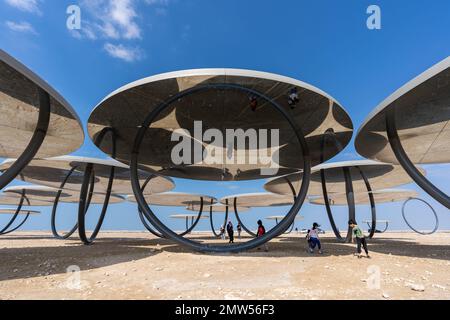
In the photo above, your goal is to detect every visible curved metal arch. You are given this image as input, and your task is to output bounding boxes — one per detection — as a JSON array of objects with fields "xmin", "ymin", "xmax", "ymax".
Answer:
[
  {"xmin": 0, "ymin": 190, "xmax": 32, "ymax": 235},
  {"xmin": 51, "ymin": 166, "xmax": 95, "ymax": 239},
  {"xmin": 366, "ymin": 221, "xmax": 389, "ymax": 234},
  {"xmin": 402, "ymin": 197, "xmax": 439, "ymax": 235},
  {"xmin": 233, "ymin": 198, "xmax": 256, "ymax": 237},
  {"xmin": 130, "ymin": 83, "xmax": 311, "ymax": 253},
  {"xmin": 209, "ymin": 199, "xmax": 228, "ymax": 238},
  {"xmin": 0, "ymin": 88, "xmax": 50, "ymax": 190},
  {"xmin": 386, "ymin": 107, "xmax": 450, "ymax": 209},
  {"xmin": 356, "ymin": 166, "xmax": 377, "ymax": 238},
  {"xmin": 178, "ymin": 198, "xmax": 204, "ymax": 237},
  {"xmin": 137, "ymin": 175, "xmax": 164, "ymax": 238},
  {"xmin": 77, "ymin": 128, "xmax": 117, "ymax": 245}
]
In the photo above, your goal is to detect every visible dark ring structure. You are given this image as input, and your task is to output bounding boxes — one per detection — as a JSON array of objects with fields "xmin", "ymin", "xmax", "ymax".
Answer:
[
  {"xmin": 138, "ymin": 175, "xmax": 164, "ymax": 238},
  {"xmin": 0, "ymin": 88, "xmax": 50, "ymax": 190},
  {"xmin": 402, "ymin": 197, "xmax": 439, "ymax": 235},
  {"xmin": 320, "ymin": 166, "xmax": 355, "ymax": 243},
  {"xmin": 386, "ymin": 107, "xmax": 450, "ymax": 210},
  {"xmin": 366, "ymin": 221, "xmax": 389, "ymax": 233},
  {"xmin": 209, "ymin": 199, "xmax": 228, "ymax": 238},
  {"xmin": 51, "ymin": 166, "xmax": 95, "ymax": 239},
  {"xmin": 131, "ymin": 83, "xmax": 311, "ymax": 253},
  {"xmin": 233, "ymin": 198, "xmax": 256, "ymax": 237},
  {"xmin": 0, "ymin": 190, "xmax": 32, "ymax": 235},
  {"xmin": 77, "ymin": 128, "xmax": 117, "ymax": 245}
]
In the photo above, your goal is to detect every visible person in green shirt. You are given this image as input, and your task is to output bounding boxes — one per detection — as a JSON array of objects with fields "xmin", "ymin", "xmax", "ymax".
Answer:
[{"xmin": 349, "ymin": 220, "xmax": 370, "ymax": 259}]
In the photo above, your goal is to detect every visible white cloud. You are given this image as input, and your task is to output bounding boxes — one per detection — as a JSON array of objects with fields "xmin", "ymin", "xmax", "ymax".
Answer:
[
  {"xmin": 104, "ymin": 43, "xmax": 143, "ymax": 62},
  {"xmin": 81, "ymin": 0, "xmax": 141, "ymax": 40},
  {"xmin": 5, "ymin": 20, "xmax": 38, "ymax": 35},
  {"xmin": 4, "ymin": 0, "xmax": 41, "ymax": 15}
]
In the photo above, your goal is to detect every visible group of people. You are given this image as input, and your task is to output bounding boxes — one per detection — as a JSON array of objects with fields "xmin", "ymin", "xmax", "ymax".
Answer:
[
  {"xmin": 219, "ymin": 221, "xmax": 242, "ymax": 243},
  {"xmin": 218, "ymin": 219, "xmax": 370, "ymax": 258},
  {"xmin": 218, "ymin": 220, "xmax": 269, "ymax": 252},
  {"xmin": 306, "ymin": 220, "xmax": 370, "ymax": 258}
]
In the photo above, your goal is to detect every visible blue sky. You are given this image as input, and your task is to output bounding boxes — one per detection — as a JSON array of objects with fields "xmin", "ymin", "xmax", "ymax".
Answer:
[{"xmin": 0, "ymin": 0, "xmax": 449, "ymax": 233}]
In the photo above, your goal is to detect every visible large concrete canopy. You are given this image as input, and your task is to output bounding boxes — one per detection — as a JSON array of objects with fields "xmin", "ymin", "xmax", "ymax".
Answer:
[
  {"xmin": 3, "ymin": 185, "xmax": 125, "ymax": 204},
  {"xmin": 170, "ymin": 214, "xmax": 209, "ymax": 219},
  {"xmin": 187, "ymin": 203, "xmax": 249, "ymax": 213},
  {"xmin": 266, "ymin": 215, "xmax": 304, "ymax": 221},
  {"xmin": 264, "ymin": 160, "xmax": 425, "ymax": 196},
  {"xmin": 0, "ymin": 49, "xmax": 84, "ymax": 159},
  {"xmin": 88, "ymin": 68, "xmax": 353, "ymax": 181},
  {"xmin": 309, "ymin": 188, "xmax": 418, "ymax": 206},
  {"xmin": 220, "ymin": 192, "xmax": 294, "ymax": 207},
  {"xmin": 0, "ymin": 156, "xmax": 175, "ymax": 195},
  {"xmin": 0, "ymin": 208, "xmax": 39, "ymax": 215},
  {"xmin": 355, "ymin": 57, "xmax": 450, "ymax": 164},
  {"xmin": 127, "ymin": 192, "xmax": 216, "ymax": 207}
]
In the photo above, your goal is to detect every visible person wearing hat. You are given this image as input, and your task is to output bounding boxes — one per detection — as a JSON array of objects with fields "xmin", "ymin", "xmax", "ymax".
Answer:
[{"xmin": 307, "ymin": 222, "xmax": 323, "ymax": 254}]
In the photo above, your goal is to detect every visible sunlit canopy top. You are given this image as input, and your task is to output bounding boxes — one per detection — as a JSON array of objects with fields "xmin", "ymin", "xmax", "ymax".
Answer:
[
  {"xmin": 0, "ymin": 49, "xmax": 83, "ymax": 158},
  {"xmin": 186, "ymin": 203, "xmax": 250, "ymax": 213},
  {"xmin": 126, "ymin": 192, "xmax": 217, "ymax": 207},
  {"xmin": 220, "ymin": 192, "xmax": 294, "ymax": 207},
  {"xmin": 0, "ymin": 208, "xmax": 40, "ymax": 215},
  {"xmin": 308, "ymin": 188, "xmax": 418, "ymax": 206},
  {"xmin": 266, "ymin": 215, "xmax": 304, "ymax": 221},
  {"xmin": 3, "ymin": 185, "xmax": 125, "ymax": 204},
  {"xmin": 88, "ymin": 68, "xmax": 353, "ymax": 181},
  {"xmin": 355, "ymin": 57, "xmax": 450, "ymax": 164},
  {"xmin": 170, "ymin": 214, "xmax": 209, "ymax": 219},
  {"xmin": 0, "ymin": 156, "xmax": 175, "ymax": 195},
  {"xmin": 264, "ymin": 160, "xmax": 425, "ymax": 196}
]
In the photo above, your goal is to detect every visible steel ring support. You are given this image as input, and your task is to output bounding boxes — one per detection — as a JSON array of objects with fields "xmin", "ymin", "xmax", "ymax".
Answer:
[
  {"xmin": 233, "ymin": 197, "xmax": 256, "ymax": 237},
  {"xmin": 356, "ymin": 166, "xmax": 377, "ymax": 238},
  {"xmin": 386, "ymin": 107, "xmax": 450, "ymax": 209},
  {"xmin": 77, "ymin": 128, "xmax": 117, "ymax": 245},
  {"xmin": 209, "ymin": 199, "xmax": 227, "ymax": 238},
  {"xmin": 402, "ymin": 197, "xmax": 439, "ymax": 235},
  {"xmin": 0, "ymin": 191, "xmax": 31, "ymax": 235},
  {"xmin": 51, "ymin": 166, "xmax": 95, "ymax": 239},
  {"xmin": 0, "ymin": 88, "xmax": 50, "ymax": 190},
  {"xmin": 130, "ymin": 83, "xmax": 311, "ymax": 253}
]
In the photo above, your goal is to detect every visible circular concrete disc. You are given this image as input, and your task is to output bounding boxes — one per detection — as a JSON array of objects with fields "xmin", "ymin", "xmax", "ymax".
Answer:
[
  {"xmin": 170, "ymin": 214, "xmax": 209, "ymax": 219},
  {"xmin": 0, "ymin": 194, "xmax": 53, "ymax": 206},
  {"xmin": 127, "ymin": 192, "xmax": 217, "ymax": 207},
  {"xmin": 88, "ymin": 69, "xmax": 353, "ymax": 181},
  {"xmin": 266, "ymin": 215, "xmax": 304, "ymax": 221},
  {"xmin": 355, "ymin": 57, "xmax": 450, "ymax": 164},
  {"xmin": 309, "ymin": 188, "xmax": 418, "ymax": 206},
  {"xmin": 0, "ymin": 156, "xmax": 175, "ymax": 195},
  {"xmin": 3, "ymin": 185, "xmax": 125, "ymax": 204},
  {"xmin": 0, "ymin": 49, "xmax": 83, "ymax": 158},
  {"xmin": 0, "ymin": 208, "xmax": 40, "ymax": 215},
  {"xmin": 187, "ymin": 203, "xmax": 250, "ymax": 213},
  {"xmin": 264, "ymin": 160, "xmax": 425, "ymax": 196},
  {"xmin": 220, "ymin": 192, "xmax": 294, "ymax": 207}
]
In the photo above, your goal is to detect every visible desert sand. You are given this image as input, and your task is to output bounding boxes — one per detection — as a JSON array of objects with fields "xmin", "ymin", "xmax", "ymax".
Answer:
[{"xmin": 0, "ymin": 231, "xmax": 449, "ymax": 300}]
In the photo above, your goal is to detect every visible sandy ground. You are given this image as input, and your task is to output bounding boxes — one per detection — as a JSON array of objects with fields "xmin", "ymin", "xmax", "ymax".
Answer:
[{"xmin": 0, "ymin": 231, "xmax": 449, "ymax": 300}]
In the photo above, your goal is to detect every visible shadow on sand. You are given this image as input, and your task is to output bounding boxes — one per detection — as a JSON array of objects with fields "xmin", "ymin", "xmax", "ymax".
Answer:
[{"xmin": 0, "ymin": 233, "xmax": 449, "ymax": 282}]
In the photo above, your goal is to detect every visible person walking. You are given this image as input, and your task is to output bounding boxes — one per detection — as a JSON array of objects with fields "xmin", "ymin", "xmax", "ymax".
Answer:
[
  {"xmin": 349, "ymin": 220, "xmax": 370, "ymax": 258},
  {"xmin": 256, "ymin": 220, "xmax": 269, "ymax": 252},
  {"xmin": 237, "ymin": 223, "xmax": 242, "ymax": 239},
  {"xmin": 307, "ymin": 223, "xmax": 323, "ymax": 254},
  {"xmin": 219, "ymin": 225, "xmax": 226, "ymax": 240},
  {"xmin": 227, "ymin": 221, "xmax": 234, "ymax": 243}
]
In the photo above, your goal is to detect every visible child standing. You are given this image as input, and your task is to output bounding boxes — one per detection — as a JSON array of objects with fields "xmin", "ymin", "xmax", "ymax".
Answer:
[{"xmin": 349, "ymin": 220, "xmax": 370, "ymax": 258}]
